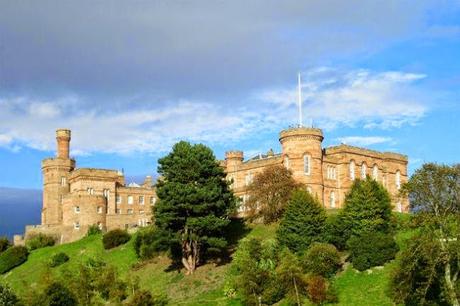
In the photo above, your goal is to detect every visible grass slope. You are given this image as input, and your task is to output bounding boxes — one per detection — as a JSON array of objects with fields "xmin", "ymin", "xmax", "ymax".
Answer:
[{"xmin": 2, "ymin": 221, "xmax": 413, "ymax": 305}]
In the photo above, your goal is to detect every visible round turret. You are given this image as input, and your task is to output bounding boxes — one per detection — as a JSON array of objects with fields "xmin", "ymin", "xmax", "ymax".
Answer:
[{"xmin": 225, "ymin": 151, "xmax": 244, "ymax": 173}]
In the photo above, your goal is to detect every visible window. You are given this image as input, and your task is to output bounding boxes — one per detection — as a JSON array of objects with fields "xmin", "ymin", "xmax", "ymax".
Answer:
[
  {"xmin": 361, "ymin": 163, "xmax": 367, "ymax": 179},
  {"xmin": 327, "ymin": 166, "xmax": 336, "ymax": 180},
  {"xmin": 245, "ymin": 172, "xmax": 253, "ymax": 186},
  {"xmin": 116, "ymin": 195, "xmax": 121, "ymax": 204},
  {"xmin": 303, "ymin": 154, "xmax": 311, "ymax": 175},
  {"xmin": 284, "ymin": 156, "xmax": 290, "ymax": 169},
  {"xmin": 306, "ymin": 186, "xmax": 312, "ymax": 194},
  {"xmin": 74, "ymin": 222, "xmax": 80, "ymax": 230},
  {"xmin": 139, "ymin": 210, "xmax": 145, "ymax": 214},
  {"xmin": 97, "ymin": 222, "xmax": 103, "ymax": 230},
  {"xmin": 97, "ymin": 206, "xmax": 103, "ymax": 214},
  {"xmin": 350, "ymin": 160, "xmax": 355, "ymax": 180},
  {"xmin": 74, "ymin": 206, "xmax": 80, "ymax": 213},
  {"xmin": 59, "ymin": 194, "xmax": 63, "ymax": 204},
  {"xmin": 127, "ymin": 195, "xmax": 133, "ymax": 205},
  {"xmin": 116, "ymin": 209, "xmax": 121, "ymax": 214},
  {"xmin": 103, "ymin": 189, "xmax": 110, "ymax": 199},
  {"xmin": 87, "ymin": 187, "xmax": 94, "ymax": 195},
  {"xmin": 330, "ymin": 191, "xmax": 336, "ymax": 208},
  {"xmin": 60, "ymin": 176, "xmax": 66, "ymax": 186},
  {"xmin": 127, "ymin": 209, "xmax": 133, "ymax": 214},
  {"xmin": 150, "ymin": 197, "xmax": 156, "ymax": 205},
  {"xmin": 238, "ymin": 196, "xmax": 245, "ymax": 212},
  {"xmin": 139, "ymin": 195, "xmax": 144, "ymax": 205},
  {"xmin": 396, "ymin": 170, "xmax": 401, "ymax": 190},
  {"xmin": 372, "ymin": 165, "xmax": 378, "ymax": 180}
]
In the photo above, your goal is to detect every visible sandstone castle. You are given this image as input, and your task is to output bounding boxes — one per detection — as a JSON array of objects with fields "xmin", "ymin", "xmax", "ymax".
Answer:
[{"xmin": 16, "ymin": 127, "xmax": 408, "ymax": 244}]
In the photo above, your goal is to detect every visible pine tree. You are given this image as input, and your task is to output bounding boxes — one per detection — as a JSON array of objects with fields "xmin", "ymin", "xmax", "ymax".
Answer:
[
  {"xmin": 277, "ymin": 189, "xmax": 326, "ymax": 253},
  {"xmin": 155, "ymin": 141, "xmax": 237, "ymax": 274}
]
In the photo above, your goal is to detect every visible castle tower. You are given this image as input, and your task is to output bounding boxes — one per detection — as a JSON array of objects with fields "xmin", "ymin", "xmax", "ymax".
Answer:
[
  {"xmin": 279, "ymin": 127, "xmax": 324, "ymax": 200},
  {"xmin": 225, "ymin": 151, "xmax": 244, "ymax": 172},
  {"xmin": 41, "ymin": 129, "xmax": 75, "ymax": 225}
]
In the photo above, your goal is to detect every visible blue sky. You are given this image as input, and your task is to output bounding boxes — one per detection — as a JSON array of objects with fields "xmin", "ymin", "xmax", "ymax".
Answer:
[{"xmin": 0, "ymin": 1, "xmax": 459, "ymax": 189}]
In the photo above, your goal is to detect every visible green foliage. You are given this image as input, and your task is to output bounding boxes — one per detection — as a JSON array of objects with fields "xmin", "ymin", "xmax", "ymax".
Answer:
[
  {"xmin": 134, "ymin": 227, "xmax": 164, "ymax": 260},
  {"xmin": 43, "ymin": 282, "xmax": 78, "ymax": 306},
  {"xmin": 127, "ymin": 290, "xmax": 168, "ymax": 306},
  {"xmin": 155, "ymin": 141, "xmax": 237, "ymax": 273},
  {"xmin": 347, "ymin": 231, "xmax": 399, "ymax": 271},
  {"xmin": 0, "ymin": 246, "xmax": 28, "ymax": 274},
  {"xmin": 245, "ymin": 165, "xmax": 300, "ymax": 223},
  {"xmin": 275, "ymin": 248, "xmax": 307, "ymax": 305},
  {"xmin": 102, "ymin": 229, "xmax": 130, "ymax": 249},
  {"xmin": 0, "ymin": 237, "xmax": 10, "ymax": 254},
  {"xmin": 339, "ymin": 177, "xmax": 393, "ymax": 243},
  {"xmin": 277, "ymin": 189, "xmax": 326, "ymax": 253},
  {"xmin": 302, "ymin": 243, "xmax": 341, "ymax": 278},
  {"xmin": 322, "ymin": 213, "xmax": 349, "ymax": 250},
  {"xmin": 86, "ymin": 224, "xmax": 102, "ymax": 236},
  {"xmin": 48, "ymin": 252, "xmax": 69, "ymax": 268},
  {"xmin": 26, "ymin": 234, "xmax": 55, "ymax": 251},
  {"xmin": 0, "ymin": 282, "xmax": 21, "ymax": 306}
]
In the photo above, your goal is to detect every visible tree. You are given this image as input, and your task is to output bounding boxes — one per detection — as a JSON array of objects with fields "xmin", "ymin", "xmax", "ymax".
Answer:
[
  {"xmin": 0, "ymin": 282, "xmax": 21, "ymax": 306},
  {"xmin": 395, "ymin": 163, "xmax": 460, "ymax": 306},
  {"xmin": 277, "ymin": 189, "xmax": 326, "ymax": 253},
  {"xmin": 246, "ymin": 165, "xmax": 300, "ymax": 223},
  {"xmin": 44, "ymin": 282, "xmax": 78, "ymax": 306},
  {"xmin": 0, "ymin": 237, "xmax": 10, "ymax": 254},
  {"xmin": 301, "ymin": 243, "xmax": 341, "ymax": 278},
  {"xmin": 339, "ymin": 177, "xmax": 393, "ymax": 243},
  {"xmin": 276, "ymin": 249, "xmax": 306, "ymax": 306},
  {"xmin": 155, "ymin": 141, "xmax": 237, "ymax": 274}
]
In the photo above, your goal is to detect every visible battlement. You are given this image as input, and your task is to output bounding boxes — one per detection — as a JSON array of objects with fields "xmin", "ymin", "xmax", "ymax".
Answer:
[
  {"xmin": 69, "ymin": 168, "xmax": 121, "ymax": 182},
  {"xmin": 225, "ymin": 151, "xmax": 244, "ymax": 160},
  {"xmin": 41, "ymin": 157, "xmax": 76, "ymax": 169},
  {"xmin": 279, "ymin": 127, "xmax": 324, "ymax": 143},
  {"xmin": 325, "ymin": 144, "xmax": 408, "ymax": 162}
]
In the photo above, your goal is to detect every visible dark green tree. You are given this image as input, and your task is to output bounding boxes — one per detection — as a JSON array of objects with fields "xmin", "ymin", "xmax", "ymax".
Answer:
[
  {"xmin": 339, "ymin": 177, "xmax": 393, "ymax": 242},
  {"xmin": 155, "ymin": 141, "xmax": 237, "ymax": 274},
  {"xmin": 44, "ymin": 282, "xmax": 78, "ymax": 306},
  {"xmin": 0, "ymin": 282, "xmax": 22, "ymax": 306},
  {"xmin": 276, "ymin": 249, "xmax": 306, "ymax": 306},
  {"xmin": 0, "ymin": 237, "xmax": 10, "ymax": 254},
  {"xmin": 277, "ymin": 189, "xmax": 326, "ymax": 253}
]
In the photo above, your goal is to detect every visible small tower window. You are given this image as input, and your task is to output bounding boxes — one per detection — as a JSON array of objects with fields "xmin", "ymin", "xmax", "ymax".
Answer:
[
  {"xmin": 74, "ymin": 222, "xmax": 80, "ymax": 230},
  {"xmin": 97, "ymin": 222, "xmax": 103, "ymax": 230},
  {"xmin": 361, "ymin": 163, "xmax": 367, "ymax": 179},
  {"xmin": 97, "ymin": 206, "xmax": 103, "ymax": 214},
  {"xmin": 60, "ymin": 176, "xmax": 67, "ymax": 186},
  {"xmin": 396, "ymin": 170, "xmax": 401, "ymax": 190},
  {"xmin": 87, "ymin": 188, "xmax": 94, "ymax": 195},
  {"xmin": 303, "ymin": 154, "xmax": 311, "ymax": 175},
  {"xmin": 350, "ymin": 160, "xmax": 355, "ymax": 180},
  {"xmin": 103, "ymin": 189, "xmax": 110, "ymax": 199},
  {"xmin": 373, "ymin": 165, "xmax": 378, "ymax": 180},
  {"xmin": 74, "ymin": 206, "xmax": 80, "ymax": 213}
]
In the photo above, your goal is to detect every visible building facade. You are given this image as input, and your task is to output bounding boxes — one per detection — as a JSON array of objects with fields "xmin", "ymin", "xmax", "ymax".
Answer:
[
  {"xmin": 224, "ymin": 127, "xmax": 408, "ymax": 213},
  {"xmin": 16, "ymin": 129, "xmax": 157, "ymax": 245}
]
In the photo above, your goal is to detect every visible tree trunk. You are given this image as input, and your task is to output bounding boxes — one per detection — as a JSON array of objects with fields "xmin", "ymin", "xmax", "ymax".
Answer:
[
  {"xmin": 181, "ymin": 229, "xmax": 199, "ymax": 275},
  {"xmin": 444, "ymin": 261, "xmax": 460, "ymax": 306}
]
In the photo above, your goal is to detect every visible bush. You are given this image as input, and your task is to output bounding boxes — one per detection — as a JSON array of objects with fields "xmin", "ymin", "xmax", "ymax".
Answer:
[
  {"xmin": 102, "ymin": 229, "xmax": 130, "ymax": 249},
  {"xmin": 48, "ymin": 252, "xmax": 69, "ymax": 268},
  {"xmin": 26, "ymin": 233, "xmax": 55, "ymax": 250},
  {"xmin": 277, "ymin": 189, "xmax": 326, "ymax": 253},
  {"xmin": 86, "ymin": 224, "xmax": 102, "ymax": 236},
  {"xmin": 306, "ymin": 275, "xmax": 337, "ymax": 305},
  {"xmin": 0, "ymin": 282, "xmax": 22, "ymax": 306},
  {"xmin": 44, "ymin": 282, "xmax": 77, "ymax": 306},
  {"xmin": 0, "ymin": 237, "xmax": 10, "ymax": 254},
  {"xmin": 347, "ymin": 231, "xmax": 399, "ymax": 271},
  {"xmin": 134, "ymin": 227, "xmax": 162, "ymax": 260},
  {"xmin": 127, "ymin": 290, "xmax": 168, "ymax": 306},
  {"xmin": 0, "ymin": 246, "xmax": 29, "ymax": 274},
  {"xmin": 302, "ymin": 243, "xmax": 341, "ymax": 278},
  {"xmin": 322, "ymin": 214, "xmax": 349, "ymax": 250}
]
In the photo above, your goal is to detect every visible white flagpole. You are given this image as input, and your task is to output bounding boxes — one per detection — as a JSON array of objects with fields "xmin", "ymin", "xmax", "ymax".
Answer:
[{"xmin": 298, "ymin": 72, "xmax": 303, "ymax": 127}]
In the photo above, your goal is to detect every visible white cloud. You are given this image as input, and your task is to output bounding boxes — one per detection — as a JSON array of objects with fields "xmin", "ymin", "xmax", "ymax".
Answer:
[{"xmin": 336, "ymin": 136, "xmax": 394, "ymax": 147}]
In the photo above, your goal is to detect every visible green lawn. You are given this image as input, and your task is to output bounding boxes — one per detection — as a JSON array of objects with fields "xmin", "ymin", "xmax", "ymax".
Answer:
[{"xmin": 2, "ymin": 220, "xmax": 414, "ymax": 305}]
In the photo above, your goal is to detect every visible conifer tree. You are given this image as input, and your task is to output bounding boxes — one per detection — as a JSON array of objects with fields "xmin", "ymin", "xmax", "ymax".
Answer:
[
  {"xmin": 277, "ymin": 189, "xmax": 326, "ymax": 253},
  {"xmin": 154, "ymin": 141, "xmax": 237, "ymax": 274}
]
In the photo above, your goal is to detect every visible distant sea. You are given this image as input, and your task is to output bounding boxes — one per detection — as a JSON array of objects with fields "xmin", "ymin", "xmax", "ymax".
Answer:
[{"xmin": 0, "ymin": 187, "xmax": 42, "ymax": 240}]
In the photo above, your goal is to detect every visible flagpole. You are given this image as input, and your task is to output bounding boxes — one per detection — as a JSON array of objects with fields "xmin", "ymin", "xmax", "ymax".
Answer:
[{"xmin": 298, "ymin": 72, "xmax": 303, "ymax": 127}]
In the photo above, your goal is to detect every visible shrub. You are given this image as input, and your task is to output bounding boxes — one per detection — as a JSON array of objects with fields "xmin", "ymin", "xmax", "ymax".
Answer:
[
  {"xmin": 322, "ymin": 213, "xmax": 349, "ymax": 250},
  {"xmin": 127, "ymin": 290, "xmax": 168, "ymax": 306},
  {"xmin": 44, "ymin": 282, "xmax": 78, "ymax": 306},
  {"xmin": 102, "ymin": 229, "xmax": 130, "ymax": 249},
  {"xmin": 134, "ymin": 227, "xmax": 162, "ymax": 260},
  {"xmin": 277, "ymin": 189, "xmax": 326, "ymax": 253},
  {"xmin": 0, "ymin": 246, "xmax": 29, "ymax": 274},
  {"xmin": 347, "ymin": 231, "xmax": 399, "ymax": 271},
  {"xmin": 302, "ymin": 243, "xmax": 341, "ymax": 278},
  {"xmin": 0, "ymin": 237, "xmax": 10, "ymax": 254},
  {"xmin": 306, "ymin": 275, "xmax": 337, "ymax": 305},
  {"xmin": 48, "ymin": 252, "xmax": 69, "ymax": 268},
  {"xmin": 26, "ymin": 233, "xmax": 55, "ymax": 250},
  {"xmin": 0, "ymin": 282, "xmax": 21, "ymax": 306},
  {"xmin": 86, "ymin": 224, "xmax": 102, "ymax": 236}
]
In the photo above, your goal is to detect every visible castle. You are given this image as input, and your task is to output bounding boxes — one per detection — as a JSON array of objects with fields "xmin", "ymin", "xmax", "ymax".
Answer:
[{"xmin": 16, "ymin": 126, "xmax": 408, "ymax": 245}]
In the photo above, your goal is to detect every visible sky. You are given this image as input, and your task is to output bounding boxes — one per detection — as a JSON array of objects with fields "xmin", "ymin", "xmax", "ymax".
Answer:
[{"xmin": 1, "ymin": 0, "xmax": 460, "ymax": 189}]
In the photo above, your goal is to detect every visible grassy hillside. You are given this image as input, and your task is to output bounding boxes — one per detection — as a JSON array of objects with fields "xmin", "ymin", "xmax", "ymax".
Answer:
[{"xmin": 2, "ymin": 221, "xmax": 413, "ymax": 305}]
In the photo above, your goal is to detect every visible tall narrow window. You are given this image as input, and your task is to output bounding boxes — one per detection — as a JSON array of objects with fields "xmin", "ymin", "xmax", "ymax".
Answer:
[
  {"xmin": 372, "ymin": 165, "xmax": 378, "ymax": 180},
  {"xmin": 139, "ymin": 195, "xmax": 144, "ymax": 205},
  {"xmin": 116, "ymin": 195, "xmax": 121, "ymax": 204},
  {"xmin": 127, "ymin": 195, "xmax": 133, "ymax": 205},
  {"xmin": 361, "ymin": 163, "xmax": 367, "ymax": 179},
  {"xmin": 303, "ymin": 154, "xmax": 311, "ymax": 175},
  {"xmin": 61, "ymin": 176, "xmax": 66, "ymax": 186},
  {"xmin": 245, "ymin": 172, "xmax": 253, "ymax": 186},
  {"xmin": 396, "ymin": 170, "xmax": 401, "ymax": 190},
  {"xmin": 350, "ymin": 160, "xmax": 355, "ymax": 180},
  {"xmin": 284, "ymin": 156, "xmax": 290, "ymax": 169},
  {"xmin": 103, "ymin": 189, "xmax": 110, "ymax": 200},
  {"xmin": 330, "ymin": 191, "xmax": 336, "ymax": 208},
  {"xmin": 150, "ymin": 196, "xmax": 156, "ymax": 205}
]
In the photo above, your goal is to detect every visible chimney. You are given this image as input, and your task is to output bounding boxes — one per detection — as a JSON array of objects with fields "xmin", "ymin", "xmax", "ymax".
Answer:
[{"xmin": 56, "ymin": 129, "xmax": 71, "ymax": 159}]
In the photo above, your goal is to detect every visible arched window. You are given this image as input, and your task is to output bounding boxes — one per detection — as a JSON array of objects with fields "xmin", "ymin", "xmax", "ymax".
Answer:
[
  {"xmin": 284, "ymin": 156, "xmax": 290, "ymax": 169},
  {"xmin": 372, "ymin": 164, "xmax": 378, "ymax": 180},
  {"xmin": 330, "ymin": 191, "xmax": 336, "ymax": 208},
  {"xmin": 361, "ymin": 162, "xmax": 367, "ymax": 179},
  {"xmin": 396, "ymin": 170, "xmax": 401, "ymax": 189},
  {"xmin": 350, "ymin": 160, "xmax": 355, "ymax": 180},
  {"xmin": 303, "ymin": 154, "xmax": 311, "ymax": 175}
]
